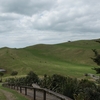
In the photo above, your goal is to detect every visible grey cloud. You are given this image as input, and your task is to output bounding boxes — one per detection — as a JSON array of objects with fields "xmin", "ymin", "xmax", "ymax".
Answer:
[
  {"xmin": 0, "ymin": 0, "xmax": 56, "ymax": 16},
  {"xmin": 27, "ymin": 0, "xmax": 100, "ymax": 33},
  {"xmin": 0, "ymin": 13, "xmax": 22, "ymax": 21}
]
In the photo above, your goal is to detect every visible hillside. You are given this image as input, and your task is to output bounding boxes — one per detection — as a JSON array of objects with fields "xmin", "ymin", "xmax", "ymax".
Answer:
[{"xmin": 0, "ymin": 39, "xmax": 100, "ymax": 77}]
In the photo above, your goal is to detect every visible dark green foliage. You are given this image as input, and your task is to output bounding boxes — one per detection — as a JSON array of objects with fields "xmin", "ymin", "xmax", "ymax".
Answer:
[
  {"xmin": 85, "ymin": 88, "xmax": 100, "ymax": 100},
  {"xmin": 92, "ymin": 49, "xmax": 100, "ymax": 65},
  {"xmin": 40, "ymin": 74, "xmax": 78, "ymax": 99},
  {"xmin": 40, "ymin": 74, "xmax": 52, "ymax": 89},
  {"xmin": 94, "ymin": 55, "xmax": 100, "ymax": 65},
  {"xmin": 15, "ymin": 77, "xmax": 27, "ymax": 86},
  {"xmin": 95, "ymin": 39, "xmax": 100, "ymax": 43},
  {"xmin": 96, "ymin": 78, "xmax": 100, "ymax": 84},
  {"xmin": 62, "ymin": 77, "xmax": 78, "ymax": 99},
  {"xmin": 11, "ymin": 71, "xmax": 18, "ymax": 76},
  {"xmin": 0, "ymin": 72, "xmax": 4, "ymax": 82},
  {"xmin": 6, "ymin": 78, "xmax": 15, "ymax": 84},
  {"xmin": 48, "ymin": 74, "xmax": 67, "ymax": 93},
  {"xmin": 25, "ymin": 71, "xmax": 39, "ymax": 86},
  {"xmin": 92, "ymin": 49, "xmax": 100, "ymax": 74},
  {"xmin": 92, "ymin": 49, "xmax": 98, "ymax": 56},
  {"xmin": 74, "ymin": 79, "xmax": 100, "ymax": 100},
  {"xmin": 93, "ymin": 67, "xmax": 100, "ymax": 74},
  {"xmin": 40, "ymin": 74, "xmax": 67, "ymax": 92},
  {"xmin": 6, "ymin": 77, "xmax": 27, "ymax": 86},
  {"xmin": 5, "ymin": 73, "xmax": 100, "ymax": 100},
  {"xmin": 7, "ymin": 71, "xmax": 39, "ymax": 86},
  {"xmin": 40, "ymin": 75, "xmax": 100, "ymax": 100},
  {"xmin": 78, "ymin": 79, "xmax": 96, "ymax": 89}
]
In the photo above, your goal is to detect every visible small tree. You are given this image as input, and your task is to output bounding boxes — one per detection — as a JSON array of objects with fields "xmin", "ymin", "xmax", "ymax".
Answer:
[
  {"xmin": 0, "ymin": 72, "xmax": 4, "ymax": 82},
  {"xmin": 11, "ymin": 71, "xmax": 18, "ymax": 78},
  {"xmin": 26, "ymin": 71, "xmax": 39, "ymax": 86},
  {"xmin": 92, "ymin": 49, "xmax": 100, "ymax": 74},
  {"xmin": 92, "ymin": 49, "xmax": 100, "ymax": 65}
]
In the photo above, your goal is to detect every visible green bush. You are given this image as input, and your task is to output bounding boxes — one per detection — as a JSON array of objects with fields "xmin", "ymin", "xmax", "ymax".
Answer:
[{"xmin": 25, "ymin": 71, "xmax": 39, "ymax": 86}]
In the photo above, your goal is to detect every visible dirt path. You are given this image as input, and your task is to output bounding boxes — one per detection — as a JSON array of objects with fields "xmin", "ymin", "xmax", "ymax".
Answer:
[{"xmin": 0, "ymin": 89, "xmax": 16, "ymax": 100}]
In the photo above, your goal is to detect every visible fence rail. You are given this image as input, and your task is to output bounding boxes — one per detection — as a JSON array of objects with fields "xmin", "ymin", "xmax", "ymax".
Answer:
[{"xmin": 2, "ymin": 83, "xmax": 72, "ymax": 100}]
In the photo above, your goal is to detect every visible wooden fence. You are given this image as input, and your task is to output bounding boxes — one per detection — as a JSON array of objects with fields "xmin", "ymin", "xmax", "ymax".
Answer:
[{"xmin": 2, "ymin": 83, "xmax": 72, "ymax": 100}]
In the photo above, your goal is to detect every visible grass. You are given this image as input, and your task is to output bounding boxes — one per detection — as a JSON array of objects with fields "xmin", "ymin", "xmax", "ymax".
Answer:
[
  {"xmin": 0, "ymin": 83, "xmax": 29, "ymax": 100},
  {"xmin": 0, "ymin": 39, "xmax": 100, "ymax": 78},
  {"xmin": 0, "ymin": 89, "xmax": 6, "ymax": 100}
]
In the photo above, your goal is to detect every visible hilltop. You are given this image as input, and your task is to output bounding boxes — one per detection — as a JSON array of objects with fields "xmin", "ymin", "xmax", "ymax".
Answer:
[{"xmin": 0, "ymin": 39, "xmax": 100, "ymax": 77}]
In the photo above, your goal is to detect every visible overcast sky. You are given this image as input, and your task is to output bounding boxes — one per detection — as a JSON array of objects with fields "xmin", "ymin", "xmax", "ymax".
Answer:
[{"xmin": 0, "ymin": 0, "xmax": 100, "ymax": 48}]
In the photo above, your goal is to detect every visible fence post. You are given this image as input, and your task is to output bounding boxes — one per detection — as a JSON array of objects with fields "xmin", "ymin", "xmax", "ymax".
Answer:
[
  {"xmin": 33, "ymin": 88, "xmax": 36, "ymax": 100},
  {"xmin": 11, "ymin": 84, "xmax": 13, "ymax": 89},
  {"xmin": 9, "ymin": 84, "xmax": 10, "ymax": 88},
  {"xmin": 14, "ymin": 84, "xmax": 15, "ymax": 89},
  {"xmin": 43, "ymin": 90, "xmax": 46, "ymax": 100},
  {"xmin": 25, "ymin": 87, "xmax": 27, "ymax": 95},
  {"xmin": 61, "ymin": 98, "xmax": 65, "ymax": 100},
  {"xmin": 17, "ymin": 85, "xmax": 18, "ymax": 90},
  {"xmin": 10, "ymin": 84, "xmax": 11, "ymax": 88},
  {"xmin": 20, "ymin": 86, "xmax": 22, "ymax": 93}
]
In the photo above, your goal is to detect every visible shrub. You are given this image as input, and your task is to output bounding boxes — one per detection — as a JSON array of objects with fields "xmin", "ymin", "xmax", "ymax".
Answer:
[{"xmin": 25, "ymin": 71, "xmax": 39, "ymax": 86}]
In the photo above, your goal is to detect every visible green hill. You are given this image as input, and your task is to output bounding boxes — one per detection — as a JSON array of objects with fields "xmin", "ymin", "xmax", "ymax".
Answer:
[{"xmin": 0, "ymin": 39, "xmax": 100, "ymax": 78}]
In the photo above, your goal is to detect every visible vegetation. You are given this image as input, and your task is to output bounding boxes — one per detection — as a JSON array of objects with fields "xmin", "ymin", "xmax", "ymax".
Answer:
[
  {"xmin": 92, "ymin": 49, "xmax": 100, "ymax": 66},
  {"xmin": 0, "ymin": 72, "xmax": 4, "ymax": 82},
  {"xmin": 6, "ymin": 72, "xmax": 100, "ymax": 100},
  {"xmin": 6, "ymin": 71, "xmax": 39, "ymax": 86},
  {"xmin": 11, "ymin": 71, "xmax": 18, "ymax": 76},
  {"xmin": 25, "ymin": 71, "xmax": 39, "ymax": 86},
  {"xmin": 91, "ymin": 49, "xmax": 100, "ymax": 74}
]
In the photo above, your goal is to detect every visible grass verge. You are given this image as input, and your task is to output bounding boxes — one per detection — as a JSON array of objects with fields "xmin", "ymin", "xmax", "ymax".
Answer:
[{"xmin": 0, "ymin": 83, "xmax": 29, "ymax": 100}]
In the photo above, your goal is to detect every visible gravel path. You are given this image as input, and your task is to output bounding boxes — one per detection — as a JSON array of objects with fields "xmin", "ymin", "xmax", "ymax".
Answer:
[{"xmin": 0, "ymin": 89, "xmax": 16, "ymax": 100}]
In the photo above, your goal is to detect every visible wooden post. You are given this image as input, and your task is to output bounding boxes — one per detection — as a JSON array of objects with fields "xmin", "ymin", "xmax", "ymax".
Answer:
[
  {"xmin": 25, "ymin": 87, "xmax": 27, "ymax": 95},
  {"xmin": 9, "ymin": 84, "xmax": 11, "ymax": 88},
  {"xmin": 11, "ymin": 84, "xmax": 13, "ymax": 89},
  {"xmin": 14, "ymin": 84, "xmax": 15, "ymax": 89},
  {"xmin": 43, "ymin": 90, "xmax": 46, "ymax": 100},
  {"xmin": 20, "ymin": 87, "xmax": 22, "ymax": 93},
  {"xmin": 17, "ymin": 85, "xmax": 18, "ymax": 90},
  {"xmin": 9, "ymin": 84, "xmax": 10, "ymax": 88},
  {"xmin": 33, "ymin": 88, "xmax": 36, "ymax": 100},
  {"xmin": 10, "ymin": 84, "xmax": 11, "ymax": 88},
  {"xmin": 61, "ymin": 98, "xmax": 65, "ymax": 100}
]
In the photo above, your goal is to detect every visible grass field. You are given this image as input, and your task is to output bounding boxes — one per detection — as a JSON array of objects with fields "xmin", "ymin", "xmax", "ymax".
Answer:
[{"xmin": 0, "ymin": 39, "xmax": 100, "ymax": 78}]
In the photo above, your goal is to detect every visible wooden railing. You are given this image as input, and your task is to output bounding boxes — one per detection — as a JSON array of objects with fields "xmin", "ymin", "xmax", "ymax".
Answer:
[{"xmin": 2, "ymin": 83, "xmax": 72, "ymax": 100}]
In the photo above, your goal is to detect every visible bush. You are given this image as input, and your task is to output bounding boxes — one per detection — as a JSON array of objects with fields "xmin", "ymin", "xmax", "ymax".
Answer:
[
  {"xmin": 11, "ymin": 71, "xmax": 18, "ymax": 76},
  {"xmin": 25, "ymin": 71, "xmax": 39, "ymax": 86},
  {"xmin": 40, "ymin": 74, "xmax": 79, "ymax": 99}
]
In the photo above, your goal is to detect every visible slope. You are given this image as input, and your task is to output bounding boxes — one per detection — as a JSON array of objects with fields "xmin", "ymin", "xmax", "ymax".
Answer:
[{"xmin": 0, "ymin": 39, "xmax": 100, "ymax": 77}]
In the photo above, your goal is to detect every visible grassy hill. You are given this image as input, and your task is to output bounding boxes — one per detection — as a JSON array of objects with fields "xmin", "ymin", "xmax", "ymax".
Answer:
[{"xmin": 0, "ymin": 39, "xmax": 100, "ymax": 78}]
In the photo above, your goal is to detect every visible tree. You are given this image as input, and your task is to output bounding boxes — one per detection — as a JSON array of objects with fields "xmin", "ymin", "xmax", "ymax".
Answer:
[
  {"xmin": 74, "ymin": 79, "xmax": 100, "ymax": 100},
  {"xmin": 11, "ymin": 71, "xmax": 18, "ymax": 77},
  {"xmin": 92, "ymin": 49, "xmax": 100, "ymax": 74},
  {"xmin": 26, "ymin": 71, "xmax": 39, "ymax": 86},
  {"xmin": 0, "ymin": 72, "xmax": 4, "ymax": 82},
  {"xmin": 40, "ymin": 74, "xmax": 78, "ymax": 99},
  {"xmin": 92, "ymin": 49, "xmax": 100, "ymax": 65}
]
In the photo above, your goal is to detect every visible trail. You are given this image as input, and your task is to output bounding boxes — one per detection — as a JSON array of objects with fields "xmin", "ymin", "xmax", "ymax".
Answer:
[{"xmin": 0, "ymin": 89, "xmax": 16, "ymax": 100}]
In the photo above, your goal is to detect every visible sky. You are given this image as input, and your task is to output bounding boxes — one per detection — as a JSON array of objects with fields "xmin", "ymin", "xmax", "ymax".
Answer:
[{"xmin": 0, "ymin": 0, "xmax": 100, "ymax": 48}]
